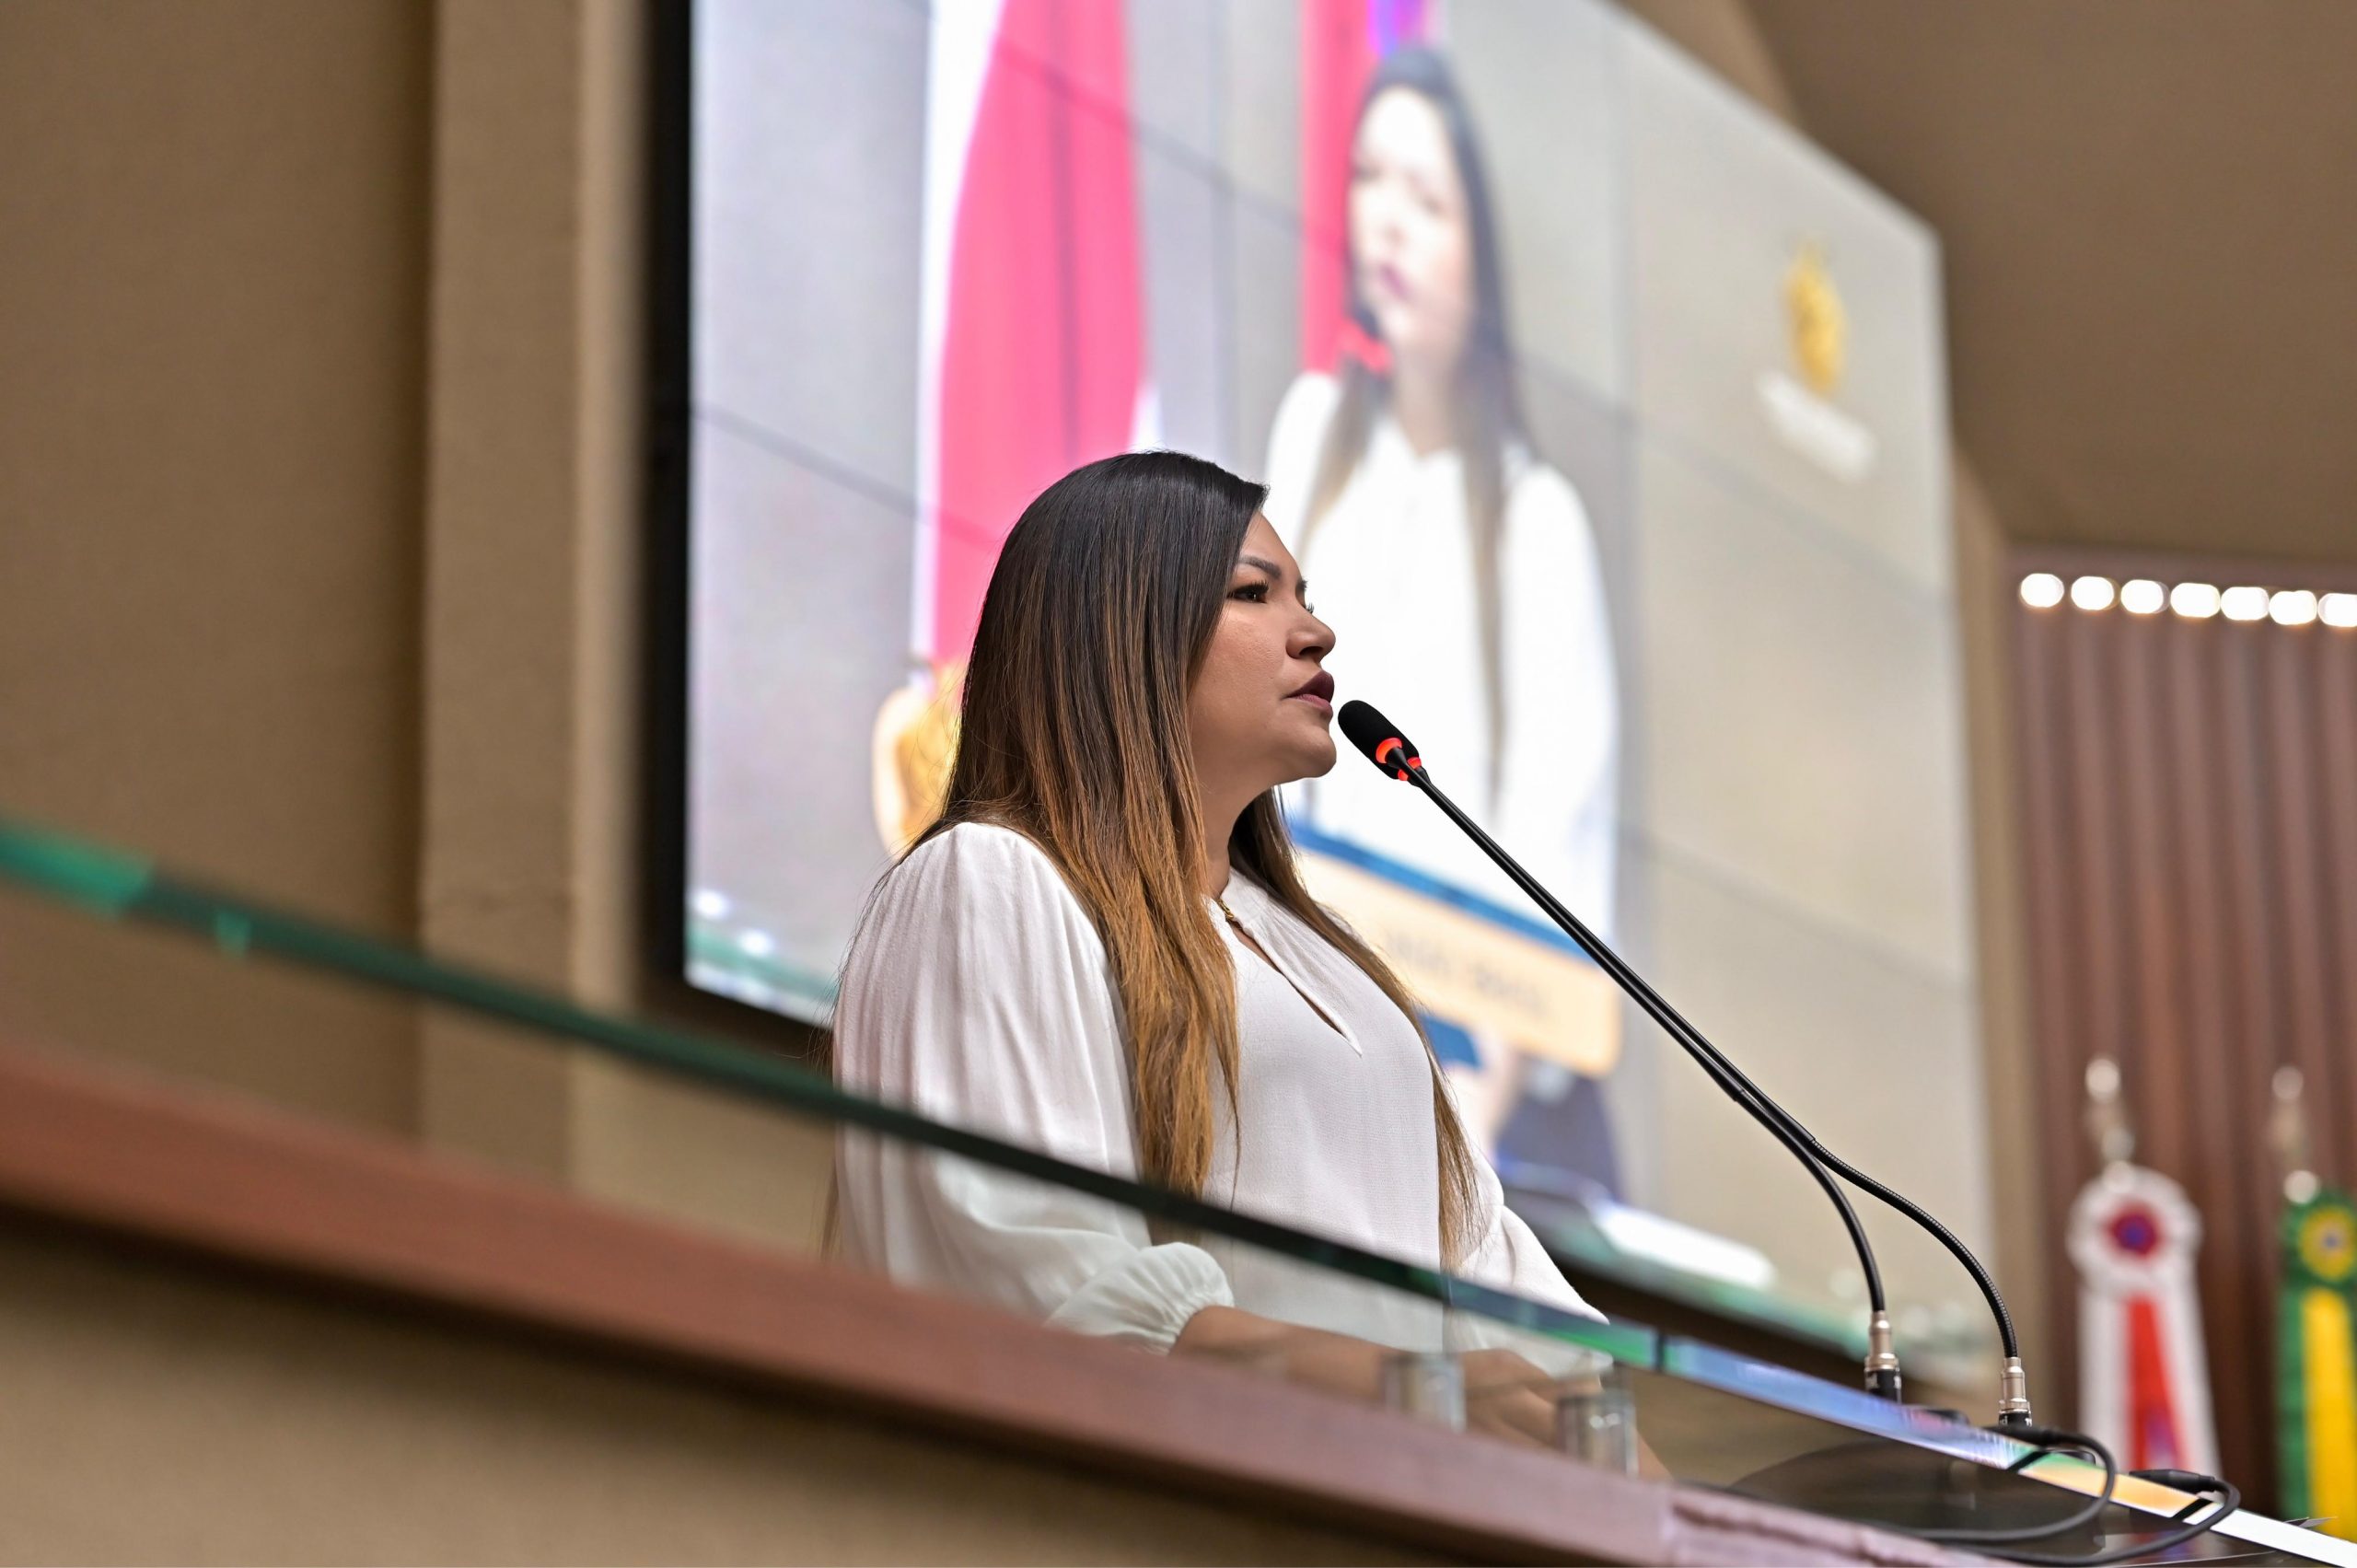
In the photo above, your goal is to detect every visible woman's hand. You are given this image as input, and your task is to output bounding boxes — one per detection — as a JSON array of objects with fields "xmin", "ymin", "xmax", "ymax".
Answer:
[
  {"xmin": 1176, "ymin": 1308, "xmax": 1569, "ymax": 1448},
  {"xmin": 1461, "ymin": 1346, "xmax": 1569, "ymax": 1446},
  {"xmin": 1176, "ymin": 1307, "xmax": 1671, "ymax": 1475},
  {"xmin": 1172, "ymin": 1304, "xmax": 1393, "ymax": 1403}
]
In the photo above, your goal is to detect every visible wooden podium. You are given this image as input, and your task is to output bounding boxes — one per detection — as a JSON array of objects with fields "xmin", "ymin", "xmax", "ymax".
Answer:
[{"xmin": 0, "ymin": 1043, "xmax": 2346, "ymax": 1566}]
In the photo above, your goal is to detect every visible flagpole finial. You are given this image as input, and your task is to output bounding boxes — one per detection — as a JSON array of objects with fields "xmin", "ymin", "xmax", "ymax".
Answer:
[
  {"xmin": 2272, "ymin": 1065, "xmax": 2319, "ymax": 1204},
  {"xmin": 2084, "ymin": 1056, "xmax": 2135, "ymax": 1169}
]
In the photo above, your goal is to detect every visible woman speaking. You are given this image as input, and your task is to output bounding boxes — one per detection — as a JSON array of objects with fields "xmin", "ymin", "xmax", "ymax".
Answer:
[{"xmin": 832, "ymin": 451, "xmax": 1604, "ymax": 1441}]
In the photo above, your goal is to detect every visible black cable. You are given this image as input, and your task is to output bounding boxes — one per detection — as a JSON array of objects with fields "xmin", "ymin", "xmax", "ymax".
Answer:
[
  {"xmin": 1399, "ymin": 764, "xmax": 2033, "ymax": 1362},
  {"xmin": 1371, "ymin": 739, "xmax": 2244, "ymax": 1561},
  {"xmin": 1920, "ymin": 1428, "xmax": 2116, "ymax": 1547},
  {"xmin": 1900, "ymin": 1430, "xmax": 2237, "ymax": 1565},
  {"xmin": 1989, "ymin": 1471, "xmax": 2237, "ymax": 1567},
  {"xmin": 1805, "ymin": 1146, "xmax": 2020, "ymax": 1363},
  {"xmin": 2130, "ymin": 1468, "xmax": 2230, "ymax": 1512},
  {"xmin": 1393, "ymin": 767, "xmax": 1889, "ymax": 1320}
]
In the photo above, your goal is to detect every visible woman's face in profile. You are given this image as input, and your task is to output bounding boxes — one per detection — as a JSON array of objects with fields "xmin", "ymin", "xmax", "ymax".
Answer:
[
  {"xmin": 1349, "ymin": 86, "xmax": 1474, "ymax": 377},
  {"xmin": 1186, "ymin": 514, "xmax": 1338, "ymax": 797}
]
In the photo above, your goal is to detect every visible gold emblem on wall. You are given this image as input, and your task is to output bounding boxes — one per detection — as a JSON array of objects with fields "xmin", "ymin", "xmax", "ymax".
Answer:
[{"xmin": 1783, "ymin": 242, "xmax": 1847, "ymax": 396}]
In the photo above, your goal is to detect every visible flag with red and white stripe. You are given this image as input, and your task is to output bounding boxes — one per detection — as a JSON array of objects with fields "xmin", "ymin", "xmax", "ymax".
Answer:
[
  {"xmin": 914, "ymin": 0, "xmax": 1154, "ymax": 668},
  {"xmin": 2071, "ymin": 1164, "xmax": 2220, "ymax": 1474}
]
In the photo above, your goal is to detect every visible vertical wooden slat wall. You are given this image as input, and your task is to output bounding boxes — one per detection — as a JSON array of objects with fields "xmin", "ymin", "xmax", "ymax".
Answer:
[{"xmin": 2009, "ymin": 548, "xmax": 2357, "ymax": 1511}]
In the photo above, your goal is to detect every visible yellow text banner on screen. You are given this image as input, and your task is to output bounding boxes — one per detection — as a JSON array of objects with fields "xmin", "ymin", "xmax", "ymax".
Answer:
[{"xmin": 1296, "ymin": 849, "xmax": 1621, "ymax": 1075}]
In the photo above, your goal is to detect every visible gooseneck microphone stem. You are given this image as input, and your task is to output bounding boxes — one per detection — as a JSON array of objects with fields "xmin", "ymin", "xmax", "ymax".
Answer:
[
  {"xmin": 1367, "ymin": 731, "xmax": 2029, "ymax": 1423},
  {"xmin": 1384, "ymin": 762, "xmax": 1899, "ymax": 1397}
]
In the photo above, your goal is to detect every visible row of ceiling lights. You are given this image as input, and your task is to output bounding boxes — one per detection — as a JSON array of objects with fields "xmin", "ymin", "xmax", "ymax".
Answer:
[{"xmin": 2020, "ymin": 573, "xmax": 2357, "ymax": 628}]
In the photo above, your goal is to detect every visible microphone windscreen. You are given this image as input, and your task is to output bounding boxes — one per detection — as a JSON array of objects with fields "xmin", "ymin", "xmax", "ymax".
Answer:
[{"xmin": 1337, "ymin": 700, "xmax": 1419, "ymax": 779}]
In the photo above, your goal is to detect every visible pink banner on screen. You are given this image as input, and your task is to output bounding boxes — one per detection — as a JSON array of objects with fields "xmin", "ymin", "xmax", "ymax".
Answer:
[
  {"xmin": 1298, "ymin": 0, "xmax": 1429, "ymax": 372},
  {"xmin": 929, "ymin": 0, "xmax": 1145, "ymax": 663}
]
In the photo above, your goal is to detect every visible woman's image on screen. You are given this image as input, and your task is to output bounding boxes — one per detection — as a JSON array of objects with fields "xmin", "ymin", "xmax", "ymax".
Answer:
[{"xmin": 1261, "ymin": 46, "xmax": 1623, "ymax": 1194}]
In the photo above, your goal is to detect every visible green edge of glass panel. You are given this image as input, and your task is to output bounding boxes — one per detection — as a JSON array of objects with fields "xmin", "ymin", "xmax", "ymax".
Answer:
[
  {"xmin": 1658, "ymin": 1337, "xmax": 2033, "ymax": 1469},
  {"xmin": 0, "ymin": 809, "xmax": 1655, "ymax": 1369},
  {"xmin": 0, "ymin": 821, "xmax": 155, "ymax": 916}
]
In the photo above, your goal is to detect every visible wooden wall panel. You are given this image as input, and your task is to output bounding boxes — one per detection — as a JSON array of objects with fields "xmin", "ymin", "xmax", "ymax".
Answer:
[{"xmin": 2010, "ymin": 547, "xmax": 2357, "ymax": 1513}]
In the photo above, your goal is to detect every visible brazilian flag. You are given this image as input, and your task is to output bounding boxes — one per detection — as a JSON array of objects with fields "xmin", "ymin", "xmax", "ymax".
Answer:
[{"xmin": 2280, "ymin": 1189, "xmax": 2357, "ymax": 1532}]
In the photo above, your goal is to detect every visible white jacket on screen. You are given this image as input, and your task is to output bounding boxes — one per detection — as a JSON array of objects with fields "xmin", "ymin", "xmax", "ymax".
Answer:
[{"xmin": 1261, "ymin": 370, "xmax": 1620, "ymax": 940}]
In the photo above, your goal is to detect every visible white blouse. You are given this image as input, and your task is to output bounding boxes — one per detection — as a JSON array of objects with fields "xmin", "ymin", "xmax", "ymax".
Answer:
[
  {"xmin": 831, "ymin": 821, "xmax": 1604, "ymax": 1360},
  {"xmin": 1261, "ymin": 371, "xmax": 1620, "ymax": 940}
]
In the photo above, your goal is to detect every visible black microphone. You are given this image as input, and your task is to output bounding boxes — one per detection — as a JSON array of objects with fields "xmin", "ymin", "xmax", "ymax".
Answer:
[
  {"xmin": 1336, "ymin": 699, "xmax": 2032, "ymax": 1424},
  {"xmin": 1341, "ymin": 703, "xmax": 1424, "ymax": 782}
]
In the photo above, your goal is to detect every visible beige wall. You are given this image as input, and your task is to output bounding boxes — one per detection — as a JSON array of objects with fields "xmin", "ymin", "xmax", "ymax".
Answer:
[
  {"xmin": 0, "ymin": 0, "xmax": 432, "ymax": 1131},
  {"xmin": 0, "ymin": 0, "xmax": 831, "ymax": 1241},
  {"xmin": 1620, "ymin": 0, "xmax": 1800, "ymax": 122},
  {"xmin": 1949, "ymin": 455, "xmax": 2050, "ymax": 1383}
]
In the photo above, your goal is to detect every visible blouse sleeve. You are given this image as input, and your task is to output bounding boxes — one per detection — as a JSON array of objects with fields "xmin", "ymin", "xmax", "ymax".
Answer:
[{"xmin": 830, "ymin": 823, "xmax": 1234, "ymax": 1352}]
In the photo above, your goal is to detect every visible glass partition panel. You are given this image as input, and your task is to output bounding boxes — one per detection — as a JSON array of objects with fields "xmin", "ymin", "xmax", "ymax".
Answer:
[{"xmin": 0, "ymin": 816, "xmax": 2345, "ymax": 1566}]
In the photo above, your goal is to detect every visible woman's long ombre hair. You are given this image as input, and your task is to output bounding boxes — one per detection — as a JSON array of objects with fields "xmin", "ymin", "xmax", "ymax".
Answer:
[{"xmin": 923, "ymin": 450, "xmax": 1482, "ymax": 1263}]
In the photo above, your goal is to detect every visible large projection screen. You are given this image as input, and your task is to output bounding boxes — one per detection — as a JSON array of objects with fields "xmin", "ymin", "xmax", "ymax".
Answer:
[{"xmin": 672, "ymin": 0, "xmax": 1990, "ymax": 1355}]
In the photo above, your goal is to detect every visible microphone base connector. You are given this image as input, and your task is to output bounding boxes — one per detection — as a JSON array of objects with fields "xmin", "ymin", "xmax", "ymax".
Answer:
[
  {"xmin": 1863, "ymin": 1310, "xmax": 1903, "ymax": 1402},
  {"xmin": 1994, "ymin": 1355, "xmax": 2034, "ymax": 1430}
]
